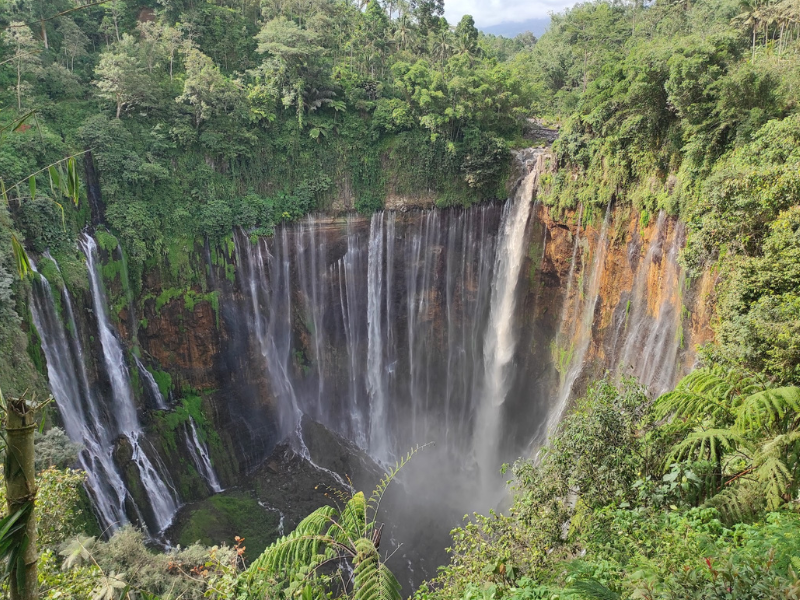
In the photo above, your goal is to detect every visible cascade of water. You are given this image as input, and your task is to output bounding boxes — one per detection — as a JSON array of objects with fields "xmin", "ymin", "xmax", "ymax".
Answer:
[
  {"xmin": 133, "ymin": 350, "xmax": 222, "ymax": 493},
  {"xmin": 234, "ymin": 152, "xmax": 547, "ymax": 475},
  {"xmin": 482, "ymin": 169, "xmax": 539, "ymax": 408},
  {"xmin": 615, "ymin": 214, "xmax": 685, "ymax": 395},
  {"xmin": 547, "ymin": 202, "xmax": 613, "ymax": 437},
  {"xmin": 475, "ymin": 157, "xmax": 541, "ymax": 483},
  {"xmin": 80, "ymin": 234, "xmax": 180, "ymax": 534},
  {"xmin": 184, "ymin": 419, "xmax": 223, "ymax": 493},
  {"xmin": 135, "ymin": 356, "xmax": 169, "ymax": 410},
  {"xmin": 28, "ymin": 265, "xmax": 132, "ymax": 532},
  {"xmin": 234, "ymin": 231, "xmax": 302, "ymax": 438},
  {"xmin": 367, "ymin": 212, "xmax": 390, "ymax": 461},
  {"xmin": 339, "ymin": 216, "xmax": 368, "ymax": 447}
]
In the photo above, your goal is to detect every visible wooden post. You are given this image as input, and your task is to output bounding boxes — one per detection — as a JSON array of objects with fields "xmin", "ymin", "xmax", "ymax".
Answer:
[{"xmin": 5, "ymin": 398, "xmax": 37, "ymax": 600}]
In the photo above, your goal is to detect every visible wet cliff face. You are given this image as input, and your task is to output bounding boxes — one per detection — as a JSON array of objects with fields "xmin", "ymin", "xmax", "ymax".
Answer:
[
  {"xmin": 120, "ymin": 152, "xmax": 714, "ymax": 488},
  {"xmin": 29, "ymin": 149, "xmax": 713, "ymax": 570},
  {"xmin": 131, "ymin": 158, "xmax": 713, "ymax": 493}
]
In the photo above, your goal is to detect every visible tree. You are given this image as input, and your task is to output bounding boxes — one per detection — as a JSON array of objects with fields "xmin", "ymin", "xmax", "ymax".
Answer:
[
  {"xmin": 454, "ymin": 14, "xmax": 479, "ymax": 61},
  {"xmin": 410, "ymin": 0, "xmax": 444, "ymax": 35},
  {"xmin": 57, "ymin": 18, "xmax": 89, "ymax": 73},
  {"xmin": 138, "ymin": 22, "xmax": 184, "ymax": 81},
  {"xmin": 177, "ymin": 47, "xmax": 246, "ymax": 129},
  {"xmin": 2, "ymin": 23, "xmax": 43, "ymax": 112},
  {"xmin": 93, "ymin": 35, "xmax": 154, "ymax": 119},
  {"xmin": 253, "ymin": 16, "xmax": 326, "ymax": 124}
]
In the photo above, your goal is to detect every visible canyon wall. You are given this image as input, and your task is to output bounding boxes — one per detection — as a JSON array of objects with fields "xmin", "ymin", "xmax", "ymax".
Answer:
[{"xmin": 28, "ymin": 149, "xmax": 713, "ymax": 553}]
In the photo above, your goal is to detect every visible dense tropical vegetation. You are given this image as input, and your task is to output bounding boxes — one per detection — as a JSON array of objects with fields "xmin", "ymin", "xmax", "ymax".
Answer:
[{"xmin": 1, "ymin": 0, "xmax": 800, "ymax": 598}]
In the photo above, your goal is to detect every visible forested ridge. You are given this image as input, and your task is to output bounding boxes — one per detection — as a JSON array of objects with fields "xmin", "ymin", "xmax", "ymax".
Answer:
[
  {"xmin": 0, "ymin": 0, "xmax": 536, "ymax": 396},
  {"xmin": 1, "ymin": 0, "xmax": 800, "ymax": 598}
]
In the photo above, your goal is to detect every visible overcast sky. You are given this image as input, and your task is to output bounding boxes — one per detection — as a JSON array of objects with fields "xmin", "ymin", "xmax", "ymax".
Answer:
[{"xmin": 443, "ymin": 0, "xmax": 577, "ymax": 32}]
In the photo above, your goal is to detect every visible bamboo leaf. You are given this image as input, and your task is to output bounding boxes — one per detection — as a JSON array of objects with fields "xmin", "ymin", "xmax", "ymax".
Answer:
[
  {"xmin": 49, "ymin": 165, "xmax": 60, "ymax": 196},
  {"xmin": 10, "ymin": 235, "xmax": 31, "ymax": 279},
  {"xmin": 67, "ymin": 157, "xmax": 79, "ymax": 206},
  {"xmin": 28, "ymin": 176, "xmax": 35, "ymax": 202}
]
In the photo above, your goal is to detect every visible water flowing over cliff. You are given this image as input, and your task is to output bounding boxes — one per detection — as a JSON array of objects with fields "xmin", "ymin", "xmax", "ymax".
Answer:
[{"xmin": 28, "ymin": 148, "xmax": 711, "ymax": 557}]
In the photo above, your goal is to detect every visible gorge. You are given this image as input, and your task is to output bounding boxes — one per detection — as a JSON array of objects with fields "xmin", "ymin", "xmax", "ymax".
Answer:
[{"xmin": 26, "ymin": 146, "xmax": 711, "ymax": 580}]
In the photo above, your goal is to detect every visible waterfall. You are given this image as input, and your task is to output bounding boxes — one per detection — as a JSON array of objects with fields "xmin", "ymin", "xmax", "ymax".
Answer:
[
  {"xmin": 234, "ymin": 149, "xmax": 548, "ymax": 490},
  {"xmin": 615, "ymin": 213, "xmax": 685, "ymax": 395},
  {"xmin": 482, "ymin": 168, "xmax": 539, "ymax": 407},
  {"xmin": 80, "ymin": 234, "xmax": 180, "ymax": 535},
  {"xmin": 184, "ymin": 419, "xmax": 223, "ymax": 493},
  {"xmin": 134, "ymin": 349, "xmax": 223, "ymax": 494},
  {"xmin": 476, "ymin": 155, "xmax": 542, "ymax": 482},
  {"xmin": 135, "ymin": 356, "xmax": 169, "ymax": 410},
  {"xmin": 25, "ymin": 147, "xmax": 700, "ymax": 547},
  {"xmin": 367, "ymin": 212, "xmax": 390, "ymax": 461},
  {"xmin": 548, "ymin": 203, "xmax": 613, "ymax": 436},
  {"xmin": 29, "ymin": 264, "xmax": 132, "ymax": 532}
]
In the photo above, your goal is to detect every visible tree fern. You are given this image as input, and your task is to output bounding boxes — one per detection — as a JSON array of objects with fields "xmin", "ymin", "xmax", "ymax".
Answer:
[
  {"xmin": 666, "ymin": 428, "xmax": 743, "ymax": 466},
  {"xmin": 239, "ymin": 505, "xmax": 338, "ymax": 597},
  {"xmin": 336, "ymin": 492, "xmax": 368, "ymax": 543},
  {"xmin": 735, "ymin": 387, "xmax": 800, "ymax": 434},
  {"xmin": 706, "ymin": 484, "xmax": 763, "ymax": 523},
  {"xmin": 352, "ymin": 538, "xmax": 402, "ymax": 600},
  {"xmin": 654, "ymin": 367, "xmax": 765, "ymax": 426}
]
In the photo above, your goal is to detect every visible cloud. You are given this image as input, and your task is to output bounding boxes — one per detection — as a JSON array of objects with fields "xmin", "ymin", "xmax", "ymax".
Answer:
[{"xmin": 443, "ymin": 0, "xmax": 576, "ymax": 28}]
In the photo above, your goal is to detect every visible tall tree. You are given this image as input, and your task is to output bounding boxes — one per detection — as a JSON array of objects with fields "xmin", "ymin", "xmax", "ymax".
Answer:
[
  {"xmin": 2, "ymin": 23, "xmax": 43, "ymax": 111},
  {"xmin": 57, "ymin": 18, "xmax": 89, "ymax": 72},
  {"xmin": 93, "ymin": 35, "xmax": 154, "ymax": 118}
]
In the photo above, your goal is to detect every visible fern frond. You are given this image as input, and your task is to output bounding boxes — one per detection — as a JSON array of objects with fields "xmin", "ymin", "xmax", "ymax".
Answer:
[
  {"xmin": 367, "ymin": 444, "xmax": 427, "ymax": 520},
  {"xmin": 352, "ymin": 537, "xmax": 402, "ymax": 600},
  {"xmin": 667, "ymin": 428, "xmax": 742, "ymax": 466},
  {"xmin": 335, "ymin": 492, "xmax": 367, "ymax": 543},
  {"xmin": 654, "ymin": 367, "xmax": 763, "ymax": 425},
  {"xmin": 568, "ymin": 578, "xmax": 621, "ymax": 600},
  {"xmin": 240, "ymin": 505, "xmax": 339, "ymax": 595},
  {"xmin": 755, "ymin": 455, "xmax": 793, "ymax": 511},
  {"xmin": 706, "ymin": 484, "xmax": 763, "ymax": 523},
  {"xmin": 736, "ymin": 387, "xmax": 800, "ymax": 434}
]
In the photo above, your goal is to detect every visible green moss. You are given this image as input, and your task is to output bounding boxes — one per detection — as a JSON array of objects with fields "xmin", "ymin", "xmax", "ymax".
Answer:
[
  {"xmin": 95, "ymin": 229, "xmax": 119, "ymax": 253},
  {"xmin": 176, "ymin": 490, "xmax": 281, "ymax": 558},
  {"xmin": 155, "ymin": 288, "xmax": 183, "ymax": 312},
  {"xmin": 151, "ymin": 369, "xmax": 172, "ymax": 399}
]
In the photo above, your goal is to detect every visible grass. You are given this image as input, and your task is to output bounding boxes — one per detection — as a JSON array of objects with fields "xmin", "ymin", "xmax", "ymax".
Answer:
[{"xmin": 176, "ymin": 490, "xmax": 281, "ymax": 558}]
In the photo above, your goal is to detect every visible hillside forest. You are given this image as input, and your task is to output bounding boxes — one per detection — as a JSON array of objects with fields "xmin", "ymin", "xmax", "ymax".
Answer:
[{"xmin": 1, "ymin": 0, "xmax": 800, "ymax": 599}]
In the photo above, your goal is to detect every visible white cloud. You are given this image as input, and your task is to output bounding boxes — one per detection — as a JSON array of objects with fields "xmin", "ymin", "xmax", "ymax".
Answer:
[{"xmin": 443, "ymin": 0, "xmax": 576, "ymax": 28}]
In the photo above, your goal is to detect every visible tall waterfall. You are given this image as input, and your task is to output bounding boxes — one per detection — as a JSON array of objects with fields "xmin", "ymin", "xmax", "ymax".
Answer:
[
  {"xmin": 80, "ymin": 235, "xmax": 180, "ymax": 534},
  {"xmin": 26, "ymin": 147, "xmax": 698, "ymax": 544},
  {"xmin": 29, "ymin": 263, "xmax": 133, "ymax": 532},
  {"xmin": 30, "ymin": 238, "xmax": 182, "ymax": 536},
  {"xmin": 477, "ymin": 150, "xmax": 544, "ymax": 482},
  {"xmin": 235, "ymin": 149, "xmax": 550, "ymax": 487}
]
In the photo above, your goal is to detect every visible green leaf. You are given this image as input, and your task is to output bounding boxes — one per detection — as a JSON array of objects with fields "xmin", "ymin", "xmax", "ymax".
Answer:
[
  {"xmin": 28, "ymin": 176, "xmax": 35, "ymax": 201},
  {"xmin": 67, "ymin": 157, "xmax": 79, "ymax": 206},
  {"xmin": 48, "ymin": 165, "xmax": 60, "ymax": 196},
  {"xmin": 10, "ymin": 235, "xmax": 31, "ymax": 279}
]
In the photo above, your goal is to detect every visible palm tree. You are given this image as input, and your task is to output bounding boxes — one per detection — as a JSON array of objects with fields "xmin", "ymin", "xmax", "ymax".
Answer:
[
  {"xmin": 432, "ymin": 29, "xmax": 453, "ymax": 67},
  {"xmin": 393, "ymin": 14, "xmax": 414, "ymax": 50}
]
